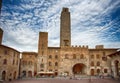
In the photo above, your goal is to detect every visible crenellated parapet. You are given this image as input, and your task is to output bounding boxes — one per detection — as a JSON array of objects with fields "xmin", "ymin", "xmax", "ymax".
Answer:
[{"xmin": 71, "ymin": 45, "xmax": 89, "ymax": 49}]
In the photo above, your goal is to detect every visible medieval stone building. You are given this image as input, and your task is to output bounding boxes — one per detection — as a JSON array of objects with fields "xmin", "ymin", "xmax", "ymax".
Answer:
[
  {"xmin": 0, "ymin": 28, "xmax": 20, "ymax": 81},
  {"xmin": 0, "ymin": 7, "xmax": 120, "ymax": 81},
  {"xmin": 20, "ymin": 8, "xmax": 119, "ymax": 78}
]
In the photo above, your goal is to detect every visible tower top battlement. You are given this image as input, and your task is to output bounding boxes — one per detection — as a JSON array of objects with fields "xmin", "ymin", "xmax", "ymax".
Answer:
[{"xmin": 62, "ymin": 7, "xmax": 69, "ymax": 12}]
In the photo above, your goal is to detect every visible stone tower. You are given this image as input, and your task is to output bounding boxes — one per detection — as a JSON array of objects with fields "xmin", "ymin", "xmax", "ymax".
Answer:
[
  {"xmin": 37, "ymin": 32, "xmax": 48, "ymax": 72},
  {"xmin": 0, "ymin": 28, "xmax": 3, "ymax": 44},
  {"xmin": 60, "ymin": 7, "xmax": 71, "ymax": 47},
  {"xmin": 38, "ymin": 32, "xmax": 48, "ymax": 56}
]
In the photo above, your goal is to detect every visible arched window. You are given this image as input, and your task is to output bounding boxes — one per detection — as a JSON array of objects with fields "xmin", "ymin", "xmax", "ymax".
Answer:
[
  {"xmin": 91, "ymin": 61, "xmax": 94, "ymax": 66},
  {"xmin": 80, "ymin": 54, "xmax": 84, "ymax": 59},
  {"xmin": 16, "ymin": 60, "xmax": 18, "ymax": 65},
  {"xmin": 14, "ymin": 52, "xmax": 16, "ymax": 57},
  {"xmin": 22, "ymin": 61, "xmax": 26, "ymax": 66},
  {"xmin": 13, "ymin": 59, "xmax": 15, "ymax": 65},
  {"xmin": 97, "ymin": 61, "xmax": 100, "ymax": 66},
  {"xmin": 96, "ymin": 54, "xmax": 100, "ymax": 59},
  {"xmin": 4, "ymin": 50, "xmax": 8, "ymax": 55},
  {"xmin": 55, "ymin": 62, "xmax": 58, "ymax": 66},
  {"xmin": 49, "ymin": 55, "xmax": 52, "ymax": 59},
  {"xmin": 91, "ymin": 55, "xmax": 94, "ymax": 59},
  {"xmin": 55, "ymin": 55, "xmax": 58, "ymax": 59},
  {"xmin": 22, "ymin": 61, "xmax": 27, "ymax": 66},
  {"xmin": 2, "ymin": 71, "xmax": 6, "ymax": 80},
  {"xmin": 3, "ymin": 59, "xmax": 7, "ymax": 65},
  {"xmin": 73, "ymin": 54, "xmax": 76, "ymax": 59}
]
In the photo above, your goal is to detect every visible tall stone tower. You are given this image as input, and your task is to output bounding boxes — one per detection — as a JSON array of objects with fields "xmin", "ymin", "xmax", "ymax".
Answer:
[
  {"xmin": 0, "ymin": 28, "xmax": 3, "ymax": 44},
  {"xmin": 60, "ymin": 7, "xmax": 71, "ymax": 47},
  {"xmin": 38, "ymin": 32, "xmax": 48, "ymax": 55},
  {"xmin": 0, "ymin": 0, "xmax": 2, "ymax": 14},
  {"xmin": 37, "ymin": 32, "xmax": 48, "ymax": 72}
]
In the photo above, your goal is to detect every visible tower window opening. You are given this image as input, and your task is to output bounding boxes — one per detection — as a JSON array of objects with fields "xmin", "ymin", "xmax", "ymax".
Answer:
[{"xmin": 64, "ymin": 40, "xmax": 69, "ymax": 46}]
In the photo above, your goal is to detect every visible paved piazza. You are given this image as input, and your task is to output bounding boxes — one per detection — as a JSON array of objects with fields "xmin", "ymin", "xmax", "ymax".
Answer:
[{"xmin": 3, "ymin": 78, "xmax": 120, "ymax": 83}]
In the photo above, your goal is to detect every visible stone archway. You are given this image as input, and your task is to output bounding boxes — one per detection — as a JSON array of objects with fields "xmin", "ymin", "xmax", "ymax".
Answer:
[
  {"xmin": 91, "ymin": 69, "xmax": 94, "ymax": 76},
  {"xmin": 115, "ymin": 60, "xmax": 119, "ymax": 76},
  {"xmin": 28, "ymin": 71, "xmax": 32, "ymax": 77},
  {"xmin": 2, "ymin": 71, "xmax": 6, "ymax": 80},
  {"xmin": 22, "ymin": 71, "xmax": 26, "ymax": 77},
  {"xmin": 72, "ymin": 63, "xmax": 85, "ymax": 75}
]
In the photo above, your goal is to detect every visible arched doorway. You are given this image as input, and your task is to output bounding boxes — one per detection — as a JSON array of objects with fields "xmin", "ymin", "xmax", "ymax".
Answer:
[
  {"xmin": 97, "ymin": 69, "xmax": 100, "ymax": 75},
  {"xmin": 22, "ymin": 71, "xmax": 26, "ymax": 77},
  {"xmin": 115, "ymin": 60, "xmax": 119, "ymax": 76},
  {"xmin": 28, "ymin": 71, "xmax": 32, "ymax": 77},
  {"xmin": 91, "ymin": 69, "xmax": 94, "ymax": 76},
  {"xmin": 73, "ymin": 63, "xmax": 85, "ymax": 75},
  {"xmin": 14, "ymin": 71, "xmax": 16, "ymax": 79},
  {"xmin": 2, "ymin": 71, "xmax": 6, "ymax": 80},
  {"xmin": 55, "ymin": 72, "xmax": 58, "ymax": 76}
]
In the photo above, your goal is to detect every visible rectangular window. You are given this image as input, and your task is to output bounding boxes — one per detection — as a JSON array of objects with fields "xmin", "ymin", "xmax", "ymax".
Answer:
[{"xmin": 4, "ymin": 50, "xmax": 8, "ymax": 55}]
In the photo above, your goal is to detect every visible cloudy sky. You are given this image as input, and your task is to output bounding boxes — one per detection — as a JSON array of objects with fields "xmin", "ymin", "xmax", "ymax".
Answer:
[{"xmin": 0, "ymin": 0, "xmax": 120, "ymax": 52}]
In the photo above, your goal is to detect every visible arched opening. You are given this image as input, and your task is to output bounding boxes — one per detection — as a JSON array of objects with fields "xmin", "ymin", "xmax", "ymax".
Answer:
[
  {"xmin": 55, "ymin": 72, "xmax": 58, "ymax": 76},
  {"xmin": 97, "ymin": 69, "xmax": 100, "ymax": 75},
  {"xmin": 14, "ymin": 71, "xmax": 16, "ymax": 79},
  {"xmin": 115, "ymin": 60, "xmax": 119, "ymax": 76},
  {"xmin": 22, "ymin": 71, "xmax": 26, "ymax": 77},
  {"xmin": 97, "ymin": 61, "xmax": 100, "ymax": 66},
  {"xmin": 2, "ymin": 71, "xmax": 6, "ymax": 80},
  {"xmin": 28, "ymin": 71, "xmax": 32, "ymax": 77},
  {"xmin": 3, "ymin": 59, "xmax": 7, "ymax": 65},
  {"xmin": 73, "ymin": 63, "xmax": 85, "ymax": 75},
  {"xmin": 91, "ymin": 69, "xmax": 94, "ymax": 76}
]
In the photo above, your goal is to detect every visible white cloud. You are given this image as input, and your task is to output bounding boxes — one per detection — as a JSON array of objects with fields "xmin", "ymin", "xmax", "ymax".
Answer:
[{"xmin": 0, "ymin": 0, "xmax": 120, "ymax": 52}]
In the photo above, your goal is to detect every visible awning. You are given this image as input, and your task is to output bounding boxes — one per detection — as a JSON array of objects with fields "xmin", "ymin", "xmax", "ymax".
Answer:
[{"xmin": 37, "ymin": 72, "xmax": 54, "ymax": 74}]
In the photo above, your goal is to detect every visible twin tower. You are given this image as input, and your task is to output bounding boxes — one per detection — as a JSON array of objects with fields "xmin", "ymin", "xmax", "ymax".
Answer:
[{"xmin": 38, "ymin": 7, "xmax": 71, "ymax": 52}]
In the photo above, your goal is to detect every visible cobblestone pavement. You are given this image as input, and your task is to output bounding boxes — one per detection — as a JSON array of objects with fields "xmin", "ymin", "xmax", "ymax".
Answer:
[{"xmin": 3, "ymin": 78, "xmax": 120, "ymax": 83}]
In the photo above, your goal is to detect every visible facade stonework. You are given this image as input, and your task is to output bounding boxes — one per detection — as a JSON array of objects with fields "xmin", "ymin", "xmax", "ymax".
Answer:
[
  {"xmin": 108, "ymin": 51, "xmax": 120, "ymax": 79},
  {"xmin": 0, "ymin": 45, "xmax": 20, "ymax": 81},
  {"xmin": 20, "ymin": 52, "xmax": 37, "ymax": 78}
]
